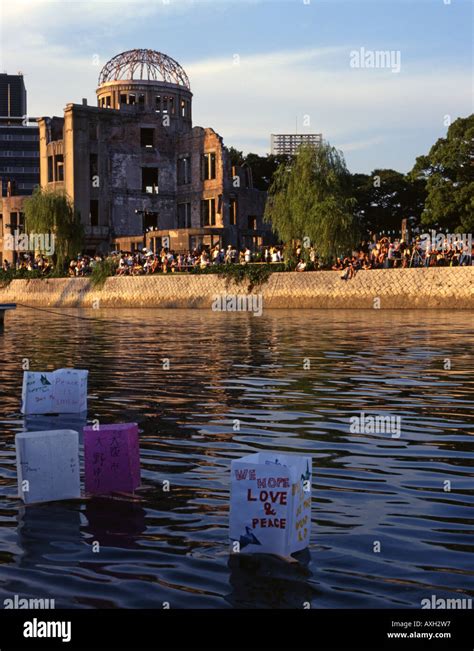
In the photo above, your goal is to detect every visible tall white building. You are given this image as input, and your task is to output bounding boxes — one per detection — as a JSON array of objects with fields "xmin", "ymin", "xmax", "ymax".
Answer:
[{"xmin": 270, "ymin": 133, "xmax": 322, "ymax": 156}]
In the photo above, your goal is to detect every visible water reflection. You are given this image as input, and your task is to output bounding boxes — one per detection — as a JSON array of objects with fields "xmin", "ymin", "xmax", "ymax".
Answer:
[
  {"xmin": 17, "ymin": 503, "xmax": 82, "ymax": 569},
  {"xmin": 84, "ymin": 498, "xmax": 146, "ymax": 550},
  {"xmin": 226, "ymin": 550, "xmax": 315, "ymax": 608},
  {"xmin": 0, "ymin": 308, "xmax": 472, "ymax": 608}
]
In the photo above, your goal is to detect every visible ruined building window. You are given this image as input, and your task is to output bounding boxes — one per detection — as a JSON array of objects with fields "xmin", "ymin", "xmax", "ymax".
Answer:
[
  {"xmin": 143, "ymin": 211, "xmax": 158, "ymax": 230},
  {"xmin": 229, "ymin": 197, "xmax": 238, "ymax": 226},
  {"xmin": 89, "ymin": 122, "xmax": 98, "ymax": 140},
  {"xmin": 180, "ymin": 99, "xmax": 188, "ymax": 118},
  {"xmin": 162, "ymin": 96, "xmax": 175, "ymax": 115},
  {"xmin": 120, "ymin": 94, "xmax": 127, "ymax": 105},
  {"xmin": 129, "ymin": 94, "xmax": 136, "ymax": 105},
  {"xmin": 248, "ymin": 216, "xmax": 257, "ymax": 230},
  {"xmin": 138, "ymin": 94, "xmax": 145, "ymax": 106},
  {"xmin": 201, "ymin": 198, "xmax": 216, "ymax": 227},
  {"xmin": 177, "ymin": 156, "xmax": 191, "ymax": 185},
  {"xmin": 47, "ymin": 155, "xmax": 54, "ymax": 182},
  {"xmin": 155, "ymin": 95, "xmax": 161, "ymax": 113},
  {"xmin": 104, "ymin": 96, "xmax": 112, "ymax": 108},
  {"xmin": 142, "ymin": 167, "xmax": 159, "ymax": 194},
  {"xmin": 177, "ymin": 202, "xmax": 191, "ymax": 229},
  {"xmin": 90, "ymin": 200, "xmax": 99, "ymax": 227},
  {"xmin": 90, "ymin": 154, "xmax": 98, "ymax": 184},
  {"xmin": 56, "ymin": 155, "xmax": 64, "ymax": 182},
  {"xmin": 140, "ymin": 128, "xmax": 154, "ymax": 149},
  {"xmin": 202, "ymin": 153, "xmax": 216, "ymax": 180}
]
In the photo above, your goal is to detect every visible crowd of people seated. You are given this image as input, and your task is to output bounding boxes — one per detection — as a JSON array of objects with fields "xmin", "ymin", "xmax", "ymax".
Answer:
[
  {"xmin": 1, "ymin": 254, "xmax": 54, "ymax": 274},
  {"xmin": 2, "ymin": 236, "xmax": 471, "ymax": 278},
  {"xmin": 332, "ymin": 236, "xmax": 473, "ymax": 280},
  {"xmin": 112, "ymin": 244, "xmax": 285, "ymax": 275},
  {"xmin": 68, "ymin": 255, "xmax": 103, "ymax": 276}
]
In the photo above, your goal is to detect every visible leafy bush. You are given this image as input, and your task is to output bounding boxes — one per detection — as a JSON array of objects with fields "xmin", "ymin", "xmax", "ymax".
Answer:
[
  {"xmin": 0, "ymin": 268, "xmax": 45, "ymax": 286},
  {"xmin": 90, "ymin": 258, "xmax": 118, "ymax": 287}
]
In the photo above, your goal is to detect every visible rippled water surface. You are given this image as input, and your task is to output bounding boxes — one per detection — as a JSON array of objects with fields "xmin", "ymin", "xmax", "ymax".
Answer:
[{"xmin": 0, "ymin": 308, "xmax": 473, "ymax": 608}]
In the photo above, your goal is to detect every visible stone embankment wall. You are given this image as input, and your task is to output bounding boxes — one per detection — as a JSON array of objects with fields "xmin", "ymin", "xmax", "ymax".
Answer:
[{"xmin": 0, "ymin": 268, "xmax": 472, "ymax": 309}]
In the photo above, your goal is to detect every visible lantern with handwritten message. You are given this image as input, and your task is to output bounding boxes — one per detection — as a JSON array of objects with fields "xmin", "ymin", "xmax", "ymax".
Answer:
[
  {"xmin": 84, "ymin": 423, "xmax": 140, "ymax": 495},
  {"xmin": 229, "ymin": 452, "xmax": 312, "ymax": 557},
  {"xmin": 21, "ymin": 369, "xmax": 88, "ymax": 415},
  {"xmin": 15, "ymin": 429, "xmax": 81, "ymax": 504}
]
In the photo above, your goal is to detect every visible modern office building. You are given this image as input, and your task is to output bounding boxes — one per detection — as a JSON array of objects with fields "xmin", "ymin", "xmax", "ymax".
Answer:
[
  {"xmin": 0, "ymin": 73, "xmax": 27, "ymax": 119},
  {"xmin": 37, "ymin": 48, "xmax": 269, "ymax": 254},
  {"xmin": 270, "ymin": 133, "xmax": 322, "ymax": 156},
  {"xmin": 0, "ymin": 73, "xmax": 40, "ymax": 265}
]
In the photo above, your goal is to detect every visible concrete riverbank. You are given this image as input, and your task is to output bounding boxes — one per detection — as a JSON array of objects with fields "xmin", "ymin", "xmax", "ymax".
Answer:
[{"xmin": 0, "ymin": 267, "xmax": 472, "ymax": 309}]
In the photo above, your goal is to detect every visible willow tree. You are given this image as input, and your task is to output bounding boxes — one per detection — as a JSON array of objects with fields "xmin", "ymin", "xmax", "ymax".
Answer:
[
  {"xmin": 23, "ymin": 187, "xmax": 84, "ymax": 269},
  {"xmin": 264, "ymin": 142, "xmax": 358, "ymax": 263}
]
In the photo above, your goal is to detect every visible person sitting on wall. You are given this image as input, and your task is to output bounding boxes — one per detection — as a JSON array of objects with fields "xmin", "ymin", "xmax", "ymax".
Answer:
[{"xmin": 116, "ymin": 255, "xmax": 127, "ymax": 275}]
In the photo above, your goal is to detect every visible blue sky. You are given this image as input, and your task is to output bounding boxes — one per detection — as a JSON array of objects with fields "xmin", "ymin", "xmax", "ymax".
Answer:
[{"xmin": 0, "ymin": 0, "xmax": 472, "ymax": 173}]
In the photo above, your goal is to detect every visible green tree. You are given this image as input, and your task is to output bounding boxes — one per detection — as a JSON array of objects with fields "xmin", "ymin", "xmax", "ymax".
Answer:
[
  {"xmin": 226, "ymin": 147, "xmax": 293, "ymax": 191},
  {"xmin": 352, "ymin": 169, "xmax": 426, "ymax": 235},
  {"xmin": 227, "ymin": 146, "xmax": 244, "ymax": 166},
  {"xmin": 243, "ymin": 153, "xmax": 293, "ymax": 191},
  {"xmin": 23, "ymin": 187, "xmax": 84, "ymax": 269},
  {"xmin": 411, "ymin": 114, "xmax": 474, "ymax": 232},
  {"xmin": 264, "ymin": 142, "xmax": 358, "ymax": 262}
]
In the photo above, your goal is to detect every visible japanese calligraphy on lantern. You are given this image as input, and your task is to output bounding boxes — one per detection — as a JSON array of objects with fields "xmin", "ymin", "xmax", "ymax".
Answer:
[
  {"xmin": 229, "ymin": 452, "xmax": 312, "ymax": 557},
  {"xmin": 84, "ymin": 423, "xmax": 140, "ymax": 495},
  {"xmin": 21, "ymin": 369, "xmax": 88, "ymax": 415}
]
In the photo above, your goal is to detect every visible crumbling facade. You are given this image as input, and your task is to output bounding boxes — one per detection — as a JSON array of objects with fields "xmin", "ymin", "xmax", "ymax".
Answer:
[{"xmin": 38, "ymin": 49, "xmax": 269, "ymax": 254}]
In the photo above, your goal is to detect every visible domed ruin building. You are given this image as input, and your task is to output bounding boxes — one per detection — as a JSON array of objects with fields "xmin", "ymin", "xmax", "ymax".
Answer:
[{"xmin": 38, "ymin": 49, "xmax": 269, "ymax": 253}]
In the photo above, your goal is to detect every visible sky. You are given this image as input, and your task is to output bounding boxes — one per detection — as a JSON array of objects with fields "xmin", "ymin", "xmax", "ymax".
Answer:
[{"xmin": 0, "ymin": 0, "xmax": 472, "ymax": 173}]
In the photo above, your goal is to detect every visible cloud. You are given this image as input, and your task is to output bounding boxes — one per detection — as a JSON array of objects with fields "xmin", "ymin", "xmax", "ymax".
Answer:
[
  {"xmin": 0, "ymin": 2, "xmax": 470, "ymax": 172},
  {"xmin": 188, "ymin": 49, "xmax": 470, "ymax": 168},
  {"xmin": 186, "ymin": 46, "xmax": 345, "ymax": 76},
  {"xmin": 334, "ymin": 137, "xmax": 387, "ymax": 153}
]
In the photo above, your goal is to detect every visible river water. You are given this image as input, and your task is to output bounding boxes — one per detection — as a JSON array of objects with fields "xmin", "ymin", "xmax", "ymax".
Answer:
[{"xmin": 0, "ymin": 308, "xmax": 472, "ymax": 608}]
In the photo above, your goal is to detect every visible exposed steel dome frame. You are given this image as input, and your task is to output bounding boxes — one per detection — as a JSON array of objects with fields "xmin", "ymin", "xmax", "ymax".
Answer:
[{"xmin": 98, "ymin": 49, "xmax": 190, "ymax": 89}]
